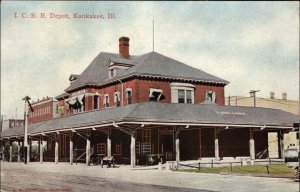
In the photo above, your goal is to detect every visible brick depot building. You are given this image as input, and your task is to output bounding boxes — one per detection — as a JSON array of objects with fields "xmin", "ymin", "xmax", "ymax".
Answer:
[{"xmin": 1, "ymin": 37, "xmax": 298, "ymax": 166}]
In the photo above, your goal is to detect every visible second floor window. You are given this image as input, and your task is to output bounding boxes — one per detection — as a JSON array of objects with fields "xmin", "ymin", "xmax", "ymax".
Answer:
[
  {"xmin": 205, "ymin": 90, "xmax": 216, "ymax": 104},
  {"xmin": 149, "ymin": 88, "xmax": 163, "ymax": 102},
  {"xmin": 104, "ymin": 94, "xmax": 109, "ymax": 108},
  {"xmin": 171, "ymin": 83, "xmax": 195, "ymax": 104},
  {"xmin": 178, "ymin": 90, "xmax": 185, "ymax": 103},
  {"xmin": 178, "ymin": 89, "xmax": 192, "ymax": 103},
  {"xmin": 94, "ymin": 95, "xmax": 99, "ymax": 109},
  {"xmin": 114, "ymin": 92, "xmax": 120, "ymax": 107},
  {"xmin": 126, "ymin": 89, "xmax": 132, "ymax": 104}
]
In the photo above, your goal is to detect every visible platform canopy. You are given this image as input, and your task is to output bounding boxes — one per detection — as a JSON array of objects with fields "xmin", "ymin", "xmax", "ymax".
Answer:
[{"xmin": 1, "ymin": 102, "xmax": 299, "ymax": 139}]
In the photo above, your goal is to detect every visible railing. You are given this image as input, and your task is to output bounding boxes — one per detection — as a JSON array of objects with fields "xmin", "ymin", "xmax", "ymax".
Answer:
[{"xmin": 176, "ymin": 159, "xmax": 296, "ymax": 176}]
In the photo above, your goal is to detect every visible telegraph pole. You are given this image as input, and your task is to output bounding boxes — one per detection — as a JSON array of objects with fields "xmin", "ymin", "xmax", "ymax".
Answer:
[
  {"xmin": 293, "ymin": 123, "xmax": 300, "ymax": 180},
  {"xmin": 23, "ymin": 96, "xmax": 33, "ymax": 164},
  {"xmin": 249, "ymin": 90, "xmax": 260, "ymax": 107}
]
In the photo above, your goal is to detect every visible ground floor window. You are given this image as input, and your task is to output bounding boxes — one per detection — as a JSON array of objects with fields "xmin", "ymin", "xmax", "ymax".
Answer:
[
  {"xmin": 115, "ymin": 143, "xmax": 122, "ymax": 155},
  {"xmin": 97, "ymin": 143, "xmax": 106, "ymax": 155}
]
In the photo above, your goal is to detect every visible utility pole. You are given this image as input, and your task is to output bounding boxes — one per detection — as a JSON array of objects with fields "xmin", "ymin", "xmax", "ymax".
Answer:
[
  {"xmin": 249, "ymin": 90, "xmax": 260, "ymax": 107},
  {"xmin": 293, "ymin": 123, "xmax": 300, "ymax": 180},
  {"xmin": 23, "ymin": 96, "xmax": 34, "ymax": 164}
]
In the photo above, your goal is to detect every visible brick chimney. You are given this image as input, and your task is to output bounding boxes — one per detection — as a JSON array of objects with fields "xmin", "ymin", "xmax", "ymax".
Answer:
[{"xmin": 119, "ymin": 37, "xmax": 130, "ymax": 58}]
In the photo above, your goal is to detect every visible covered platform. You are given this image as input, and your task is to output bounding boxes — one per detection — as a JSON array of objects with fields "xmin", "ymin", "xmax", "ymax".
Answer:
[{"xmin": 1, "ymin": 102, "xmax": 298, "ymax": 167}]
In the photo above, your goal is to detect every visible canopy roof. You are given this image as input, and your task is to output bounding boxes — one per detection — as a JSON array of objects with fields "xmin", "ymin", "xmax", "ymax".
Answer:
[{"xmin": 1, "ymin": 102, "xmax": 298, "ymax": 139}]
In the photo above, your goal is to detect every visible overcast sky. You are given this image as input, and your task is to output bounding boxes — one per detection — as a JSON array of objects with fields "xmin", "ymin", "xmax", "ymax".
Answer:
[{"xmin": 1, "ymin": 1, "xmax": 299, "ymax": 120}]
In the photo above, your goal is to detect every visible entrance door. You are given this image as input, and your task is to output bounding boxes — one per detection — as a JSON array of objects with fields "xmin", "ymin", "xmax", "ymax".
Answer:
[{"xmin": 160, "ymin": 134, "xmax": 174, "ymax": 161}]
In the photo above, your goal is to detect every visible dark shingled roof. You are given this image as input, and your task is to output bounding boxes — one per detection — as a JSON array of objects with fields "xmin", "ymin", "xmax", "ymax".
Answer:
[
  {"xmin": 65, "ymin": 51, "xmax": 228, "ymax": 92},
  {"xmin": 125, "ymin": 52, "xmax": 228, "ymax": 84},
  {"xmin": 1, "ymin": 102, "xmax": 298, "ymax": 139}
]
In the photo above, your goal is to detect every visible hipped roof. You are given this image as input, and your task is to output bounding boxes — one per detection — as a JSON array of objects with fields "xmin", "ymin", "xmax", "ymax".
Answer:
[{"xmin": 65, "ymin": 52, "xmax": 229, "ymax": 92}]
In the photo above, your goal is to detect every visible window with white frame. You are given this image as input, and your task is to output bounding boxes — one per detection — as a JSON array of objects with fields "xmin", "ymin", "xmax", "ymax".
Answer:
[
  {"xmin": 170, "ymin": 83, "xmax": 195, "ymax": 104},
  {"xmin": 126, "ymin": 88, "xmax": 132, "ymax": 104},
  {"xmin": 205, "ymin": 90, "xmax": 216, "ymax": 104},
  {"xmin": 149, "ymin": 88, "xmax": 163, "ymax": 102},
  {"xmin": 114, "ymin": 92, "xmax": 120, "ymax": 107},
  {"xmin": 109, "ymin": 69, "xmax": 116, "ymax": 78},
  {"xmin": 104, "ymin": 94, "xmax": 110, "ymax": 108}
]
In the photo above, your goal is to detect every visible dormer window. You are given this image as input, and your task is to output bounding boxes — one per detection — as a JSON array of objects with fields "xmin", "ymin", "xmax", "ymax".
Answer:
[
  {"xmin": 108, "ymin": 58, "xmax": 136, "ymax": 79},
  {"xmin": 109, "ymin": 69, "xmax": 116, "ymax": 78}
]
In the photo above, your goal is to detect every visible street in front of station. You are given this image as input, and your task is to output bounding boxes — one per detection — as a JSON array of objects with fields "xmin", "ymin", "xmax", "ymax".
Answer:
[{"xmin": 1, "ymin": 162, "xmax": 299, "ymax": 192}]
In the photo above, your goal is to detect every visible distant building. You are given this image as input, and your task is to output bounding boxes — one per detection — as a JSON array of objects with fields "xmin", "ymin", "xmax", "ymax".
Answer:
[
  {"xmin": 226, "ymin": 92, "xmax": 299, "ymax": 157},
  {"xmin": 28, "ymin": 97, "xmax": 59, "ymax": 124},
  {"xmin": 1, "ymin": 119, "xmax": 24, "ymax": 131}
]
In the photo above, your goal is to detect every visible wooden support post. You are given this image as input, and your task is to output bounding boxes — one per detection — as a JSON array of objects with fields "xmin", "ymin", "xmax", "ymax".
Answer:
[
  {"xmin": 55, "ymin": 139, "xmax": 58, "ymax": 164},
  {"xmin": 175, "ymin": 133, "xmax": 180, "ymax": 162},
  {"xmin": 214, "ymin": 128, "xmax": 219, "ymax": 161},
  {"xmin": 86, "ymin": 137, "xmax": 91, "ymax": 166},
  {"xmin": 215, "ymin": 138, "xmax": 219, "ymax": 161},
  {"xmin": 249, "ymin": 131, "xmax": 255, "ymax": 160},
  {"xmin": 9, "ymin": 142, "xmax": 12, "ymax": 162},
  {"xmin": 249, "ymin": 138, "xmax": 255, "ymax": 160},
  {"xmin": 107, "ymin": 134, "xmax": 111, "ymax": 158},
  {"xmin": 17, "ymin": 141, "xmax": 21, "ymax": 162},
  {"xmin": 70, "ymin": 137, "xmax": 73, "ymax": 165},
  {"xmin": 130, "ymin": 132, "xmax": 136, "ymax": 167},
  {"xmin": 279, "ymin": 133, "xmax": 285, "ymax": 159},
  {"xmin": 40, "ymin": 138, "xmax": 43, "ymax": 163}
]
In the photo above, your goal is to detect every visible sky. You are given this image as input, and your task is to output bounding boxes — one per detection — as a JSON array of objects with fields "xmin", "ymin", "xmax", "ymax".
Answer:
[{"xmin": 1, "ymin": 1, "xmax": 299, "ymax": 120}]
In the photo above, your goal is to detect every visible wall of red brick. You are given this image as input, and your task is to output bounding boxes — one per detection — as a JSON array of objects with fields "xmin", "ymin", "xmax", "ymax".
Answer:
[
  {"xmin": 136, "ymin": 78, "xmax": 225, "ymax": 105},
  {"xmin": 59, "ymin": 78, "xmax": 225, "ymax": 117},
  {"xmin": 83, "ymin": 78, "xmax": 139, "ymax": 110},
  {"xmin": 195, "ymin": 84, "xmax": 225, "ymax": 105},
  {"xmin": 137, "ymin": 79, "xmax": 171, "ymax": 103},
  {"xmin": 28, "ymin": 100, "xmax": 53, "ymax": 124}
]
